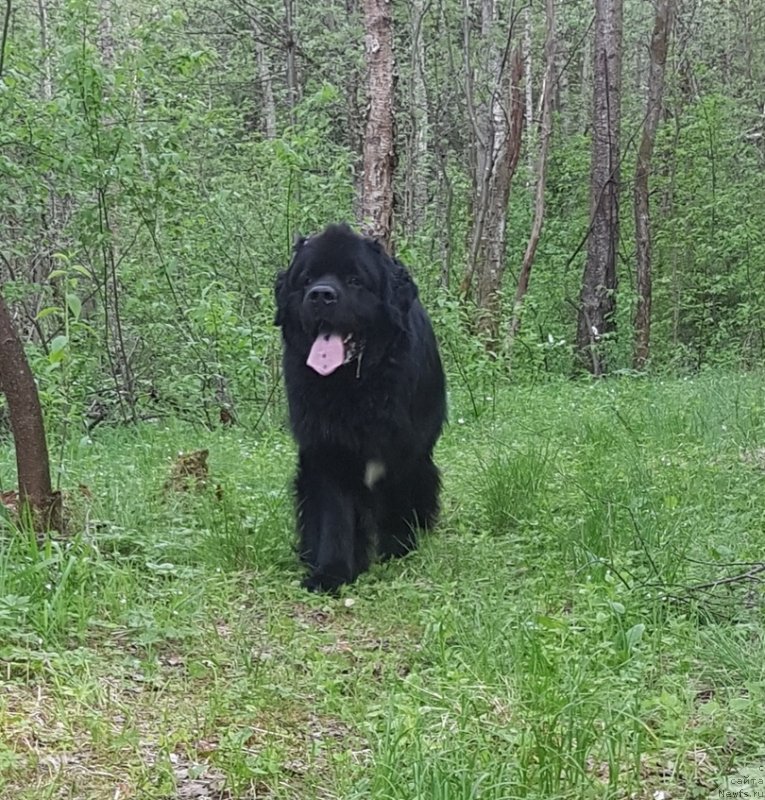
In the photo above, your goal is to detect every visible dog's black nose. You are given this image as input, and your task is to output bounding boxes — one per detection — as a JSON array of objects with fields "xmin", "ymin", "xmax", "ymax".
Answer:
[{"xmin": 307, "ymin": 283, "xmax": 338, "ymax": 305}]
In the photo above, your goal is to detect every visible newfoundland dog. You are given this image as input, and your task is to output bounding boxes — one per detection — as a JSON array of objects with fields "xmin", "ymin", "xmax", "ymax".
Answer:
[{"xmin": 274, "ymin": 224, "xmax": 446, "ymax": 592}]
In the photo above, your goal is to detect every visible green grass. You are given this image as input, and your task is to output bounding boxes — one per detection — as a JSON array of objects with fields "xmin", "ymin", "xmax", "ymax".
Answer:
[{"xmin": 1, "ymin": 372, "xmax": 765, "ymax": 798}]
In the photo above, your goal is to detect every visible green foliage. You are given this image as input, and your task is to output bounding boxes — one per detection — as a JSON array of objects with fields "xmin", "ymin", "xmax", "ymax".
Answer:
[
  {"xmin": 1, "ymin": 0, "xmax": 364, "ymax": 433},
  {"xmin": 651, "ymin": 94, "xmax": 765, "ymax": 370},
  {"xmin": 2, "ymin": 0, "xmax": 764, "ymax": 434}
]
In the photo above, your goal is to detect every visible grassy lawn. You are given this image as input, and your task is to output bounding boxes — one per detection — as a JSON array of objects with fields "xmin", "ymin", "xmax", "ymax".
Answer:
[{"xmin": 1, "ymin": 372, "xmax": 765, "ymax": 798}]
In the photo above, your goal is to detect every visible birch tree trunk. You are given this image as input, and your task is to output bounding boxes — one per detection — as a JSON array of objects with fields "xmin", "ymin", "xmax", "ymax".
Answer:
[
  {"xmin": 361, "ymin": 0, "xmax": 395, "ymax": 251},
  {"xmin": 576, "ymin": 0, "xmax": 623, "ymax": 375},
  {"xmin": 633, "ymin": 0, "xmax": 673, "ymax": 370}
]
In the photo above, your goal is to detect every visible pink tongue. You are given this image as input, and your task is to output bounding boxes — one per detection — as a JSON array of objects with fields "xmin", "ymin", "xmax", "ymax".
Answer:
[{"xmin": 307, "ymin": 333, "xmax": 345, "ymax": 376}]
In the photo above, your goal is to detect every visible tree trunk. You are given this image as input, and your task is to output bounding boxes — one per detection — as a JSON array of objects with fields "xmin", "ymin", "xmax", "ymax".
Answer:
[
  {"xmin": 361, "ymin": 0, "xmax": 395, "ymax": 252},
  {"xmin": 36, "ymin": 0, "xmax": 52, "ymax": 101},
  {"xmin": 633, "ymin": 0, "xmax": 673, "ymax": 370},
  {"xmin": 343, "ymin": 0, "xmax": 366, "ymax": 223},
  {"xmin": 0, "ymin": 0, "xmax": 10, "ymax": 82},
  {"xmin": 284, "ymin": 0, "xmax": 298, "ymax": 127},
  {"xmin": 94, "ymin": 3, "xmax": 137, "ymax": 423},
  {"xmin": 508, "ymin": 0, "xmax": 556, "ymax": 355},
  {"xmin": 98, "ymin": 0, "xmax": 114, "ymax": 68},
  {"xmin": 523, "ymin": 6, "xmax": 534, "ymax": 176},
  {"xmin": 434, "ymin": 147, "xmax": 454, "ymax": 288},
  {"xmin": 462, "ymin": 0, "xmax": 525, "ymax": 343},
  {"xmin": 252, "ymin": 21, "xmax": 277, "ymax": 139},
  {"xmin": 580, "ymin": 23, "xmax": 591, "ymax": 132},
  {"xmin": 403, "ymin": 0, "xmax": 428, "ymax": 237},
  {"xmin": 474, "ymin": 44, "xmax": 524, "ymax": 342},
  {"xmin": 0, "ymin": 292, "xmax": 61, "ymax": 531},
  {"xmin": 576, "ymin": 0, "xmax": 623, "ymax": 375}
]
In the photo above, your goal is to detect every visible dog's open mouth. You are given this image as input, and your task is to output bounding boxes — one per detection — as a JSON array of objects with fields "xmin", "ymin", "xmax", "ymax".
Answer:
[{"xmin": 307, "ymin": 332, "xmax": 363, "ymax": 376}]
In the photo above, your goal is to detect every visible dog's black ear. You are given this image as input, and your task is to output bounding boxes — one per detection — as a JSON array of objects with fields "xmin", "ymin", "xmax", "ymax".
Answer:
[
  {"xmin": 386, "ymin": 259, "xmax": 418, "ymax": 332},
  {"xmin": 274, "ymin": 270, "xmax": 288, "ymax": 327},
  {"xmin": 275, "ymin": 236, "xmax": 310, "ymax": 327},
  {"xmin": 392, "ymin": 259, "xmax": 418, "ymax": 312}
]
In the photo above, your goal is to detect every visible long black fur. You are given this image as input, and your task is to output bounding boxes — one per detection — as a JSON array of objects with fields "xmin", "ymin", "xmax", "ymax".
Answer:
[{"xmin": 274, "ymin": 224, "xmax": 446, "ymax": 592}]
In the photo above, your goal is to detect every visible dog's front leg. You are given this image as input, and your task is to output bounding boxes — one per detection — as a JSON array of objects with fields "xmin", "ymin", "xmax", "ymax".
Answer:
[{"xmin": 295, "ymin": 450, "xmax": 363, "ymax": 592}]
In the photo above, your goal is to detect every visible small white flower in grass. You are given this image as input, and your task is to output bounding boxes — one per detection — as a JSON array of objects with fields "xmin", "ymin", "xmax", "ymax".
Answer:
[
  {"xmin": 457, "ymin": 417, "xmax": 465, "ymax": 425},
  {"xmin": 343, "ymin": 597, "xmax": 356, "ymax": 608},
  {"xmin": 547, "ymin": 333, "xmax": 554, "ymax": 344},
  {"xmin": 45, "ymin": 583, "xmax": 52, "ymax": 591}
]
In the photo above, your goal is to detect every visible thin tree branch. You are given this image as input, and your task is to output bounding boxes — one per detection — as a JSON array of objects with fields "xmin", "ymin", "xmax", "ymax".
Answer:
[
  {"xmin": 684, "ymin": 563, "xmax": 765, "ymax": 593},
  {"xmin": 0, "ymin": 0, "xmax": 10, "ymax": 81}
]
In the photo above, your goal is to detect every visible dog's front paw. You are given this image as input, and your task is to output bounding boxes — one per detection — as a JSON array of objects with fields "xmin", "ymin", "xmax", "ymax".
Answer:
[{"xmin": 302, "ymin": 562, "xmax": 354, "ymax": 594}]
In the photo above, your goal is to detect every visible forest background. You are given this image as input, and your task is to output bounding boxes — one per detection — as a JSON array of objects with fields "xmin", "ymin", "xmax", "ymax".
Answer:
[
  {"xmin": 2, "ymin": 0, "xmax": 763, "ymax": 434},
  {"xmin": 2, "ymin": 0, "xmax": 765, "ymax": 797}
]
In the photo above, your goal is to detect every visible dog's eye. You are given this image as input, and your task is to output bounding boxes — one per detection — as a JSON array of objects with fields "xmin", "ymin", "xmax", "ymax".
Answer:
[
  {"xmin": 346, "ymin": 275, "xmax": 362, "ymax": 288},
  {"xmin": 303, "ymin": 275, "xmax": 313, "ymax": 288}
]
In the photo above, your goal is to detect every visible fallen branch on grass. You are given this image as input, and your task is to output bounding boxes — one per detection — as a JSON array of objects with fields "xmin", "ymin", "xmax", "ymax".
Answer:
[{"xmin": 682, "ymin": 562, "xmax": 765, "ymax": 593}]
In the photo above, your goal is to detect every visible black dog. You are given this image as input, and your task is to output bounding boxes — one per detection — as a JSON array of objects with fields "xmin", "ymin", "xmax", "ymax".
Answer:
[{"xmin": 274, "ymin": 224, "xmax": 446, "ymax": 592}]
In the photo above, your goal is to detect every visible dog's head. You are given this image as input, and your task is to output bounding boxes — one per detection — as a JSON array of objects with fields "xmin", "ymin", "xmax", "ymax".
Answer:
[{"xmin": 274, "ymin": 224, "xmax": 417, "ymax": 376}]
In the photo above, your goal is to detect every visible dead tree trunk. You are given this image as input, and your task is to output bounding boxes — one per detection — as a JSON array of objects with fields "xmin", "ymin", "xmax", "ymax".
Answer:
[
  {"xmin": 508, "ymin": 0, "xmax": 556, "ymax": 356},
  {"xmin": 0, "ymin": 292, "xmax": 61, "ymax": 531},
  {"xmin": 576, "ymin": 0, "xmax": 623, "ymax": 375},
  {"xmin": 633, "ymin": 0, "xmax": 673, "ymax": 370},
  {"xmin": 361, "ymin": 0, "xmax": 395, "ymax": 251}
]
